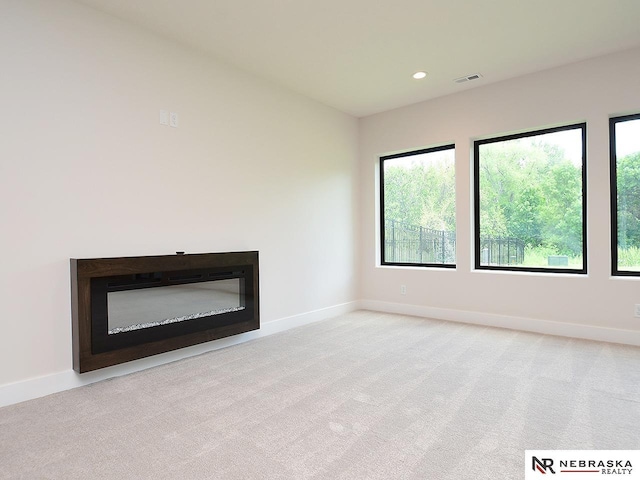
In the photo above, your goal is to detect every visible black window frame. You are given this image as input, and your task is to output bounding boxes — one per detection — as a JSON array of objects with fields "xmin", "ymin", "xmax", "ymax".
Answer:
[
  {"xmin": 379, "ymin": 144, "xmax": 456, "ymax": 268},
  {"xmin": 610, "ymin": 113, "xmax": 640, "ymax": 277},
  {"xmin": 473, "ymin": 123, "xmax": 588, "ymax": 274}
]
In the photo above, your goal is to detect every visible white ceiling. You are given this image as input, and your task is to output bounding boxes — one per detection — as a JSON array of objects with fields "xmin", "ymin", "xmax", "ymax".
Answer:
[{"xmin": 74, "ymin": 0, "xmax": 640, "ymax": 117}]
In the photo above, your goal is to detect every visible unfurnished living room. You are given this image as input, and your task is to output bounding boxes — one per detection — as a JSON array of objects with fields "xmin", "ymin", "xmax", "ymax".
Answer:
[{"xmin": 1, "ymin": 0, "xmax": 640, "ymax": 478}]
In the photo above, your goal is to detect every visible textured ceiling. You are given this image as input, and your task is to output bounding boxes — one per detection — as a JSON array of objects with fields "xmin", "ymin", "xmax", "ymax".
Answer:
[{"xmin": 74, "ymin": 0, "xmax": 640, "ymax": 117}]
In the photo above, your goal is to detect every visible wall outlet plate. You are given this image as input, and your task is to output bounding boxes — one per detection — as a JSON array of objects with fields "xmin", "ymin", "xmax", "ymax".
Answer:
[
  {"xmin": 635, "ymin": 304, "xmax": 640, "ymax": 318},
  {"xmin": 169, "ymin": 112, "xmax": 179, "ymax": 128}
]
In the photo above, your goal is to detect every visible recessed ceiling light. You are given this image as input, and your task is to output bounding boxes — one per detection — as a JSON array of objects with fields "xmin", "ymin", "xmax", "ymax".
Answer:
[{"xmin": 413, "ymin": 71, "xmax": 427, "ymax": 80}]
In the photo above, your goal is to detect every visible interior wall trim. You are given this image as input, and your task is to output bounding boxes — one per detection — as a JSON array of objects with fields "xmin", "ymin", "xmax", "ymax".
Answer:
[
  {"xmin": 0, "ymin": 301, "xmax": 359, "ymax": 408},
  {"xmin": 7, "ymin": 299, "xmax": 632, "ymax": 408},
  {"xmin": 361, "ymin": 299, "xmax": 640, "ymax": 347}
]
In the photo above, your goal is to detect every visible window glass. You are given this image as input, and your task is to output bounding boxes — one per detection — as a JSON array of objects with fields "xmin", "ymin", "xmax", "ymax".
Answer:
[
  {"xmin": 611, "ymin": 114, "xmax": 640, "ymax": 275},
  {"xmin": 380, "ymin": 145, "xmax": 456, "ymax": 267},
  {"xmin": 474, "ymin": 124, "xmax": 586, "ymax": 273}
]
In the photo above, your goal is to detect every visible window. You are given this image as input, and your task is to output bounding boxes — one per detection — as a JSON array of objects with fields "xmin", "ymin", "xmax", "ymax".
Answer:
[
  {"xmin": 610, "ymin": 113, "xmax": 640, "ymax": 275},
  {"xmin": 380, "ymin": 145, "xmax": 456, "ymax": 267},
  {"xmin": 474, "ymin": 124, "xmax": 587, "ymax": 273}
]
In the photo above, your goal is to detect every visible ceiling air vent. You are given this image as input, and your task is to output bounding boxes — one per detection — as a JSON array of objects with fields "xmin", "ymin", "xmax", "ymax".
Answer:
[{"xmin": 454, "ymin": 73, "xmax": 482, "ymax": 84}]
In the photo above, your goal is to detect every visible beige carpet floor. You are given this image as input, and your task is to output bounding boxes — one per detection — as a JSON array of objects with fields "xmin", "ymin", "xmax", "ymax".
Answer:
[{"xmin": 1, "ymin": 310, "xmax": 639, "ymax": 479}]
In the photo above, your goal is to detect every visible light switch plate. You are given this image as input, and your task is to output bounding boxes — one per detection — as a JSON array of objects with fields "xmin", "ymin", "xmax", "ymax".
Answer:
[{"xmin": 159, "ymin": 110, "xmax": 169, "ymax": 125}]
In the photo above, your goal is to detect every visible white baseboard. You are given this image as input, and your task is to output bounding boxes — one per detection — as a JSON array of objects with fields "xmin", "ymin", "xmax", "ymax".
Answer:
[
  {"xmin": 7, "ymin": 299, "xmax": 634, "ymax": 409},
  {"xmin": 0, "ymin": 301, "xmax": 359, "ymax": 408},
  {"xmin": 361, "ymin": 299, "xmax": 640, "ymax": 347}
]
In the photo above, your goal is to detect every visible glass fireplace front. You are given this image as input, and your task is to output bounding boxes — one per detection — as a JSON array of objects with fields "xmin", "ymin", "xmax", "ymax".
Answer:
[{"xmin": 89, "ymin": 265, "xmax": 255, "ymax": 354}]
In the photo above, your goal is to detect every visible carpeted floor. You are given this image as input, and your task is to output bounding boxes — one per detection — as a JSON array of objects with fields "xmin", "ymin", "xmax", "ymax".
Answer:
[{"xmin": 1, "ymin": 310, "xmax": 639, "ymax": 479}]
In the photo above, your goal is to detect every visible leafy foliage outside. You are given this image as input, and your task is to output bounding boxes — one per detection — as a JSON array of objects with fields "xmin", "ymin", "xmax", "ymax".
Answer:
[
  {"xmin": 477, "ymin": 131, "xmax": 585, "ymax": 267},
  {"xmin": 522, "ymin": 245, "xmax": 582, "ymax": 268},
  {"xmin": 617, "ymin": 151, "xmax": 640, "ymax": 248},
  {"xmin": 383, "ymin": 130, "xmax": 590, "ymax": 268},
  {"xmin": 383, "ymin": 150, "xmax": 455, "ymax": 232},
  {"xmin": 382, "ymin": 126, "xmax": 640, "ymax": 270},
  {"xmin": 617, "ymin": 246, "xmax": 640, "ymax": 271},
  {"xmin": 382, "ymin": 148, "xmax": 456, "ymax": 264},
  {"xmin": 616, "ymin": 151, "xmax": 640, "ymax": 269}
]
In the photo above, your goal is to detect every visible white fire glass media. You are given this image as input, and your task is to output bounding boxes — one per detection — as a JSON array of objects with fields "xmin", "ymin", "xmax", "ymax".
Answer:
[{"xmin": 107, "ymin": 279, "xmax": 244, "ymax": 334}]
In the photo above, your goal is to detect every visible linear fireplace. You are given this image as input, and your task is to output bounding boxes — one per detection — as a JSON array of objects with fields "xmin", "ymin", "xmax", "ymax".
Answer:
[{"xmin": 71, "ymin": 251, "xmax": 259, "ymax": 373}]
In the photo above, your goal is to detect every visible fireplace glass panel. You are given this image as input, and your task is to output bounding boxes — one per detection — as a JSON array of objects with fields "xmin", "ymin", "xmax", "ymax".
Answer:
[{"xmin": 107, "ymin": 278, "xmax": 244, "ymax": 334}]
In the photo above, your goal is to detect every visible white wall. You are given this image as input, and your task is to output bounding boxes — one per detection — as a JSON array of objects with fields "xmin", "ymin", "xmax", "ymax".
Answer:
[
  {"xmin": 359, "ymin": 47, "xmax": 640, "ymax": 343},
  {"xmin": 0, "ymin": 0, "xmax": 358, "ymax": 391},
  {"xmin": 3, "ymin": 0, "xmax": 639, "ymax": 407}
]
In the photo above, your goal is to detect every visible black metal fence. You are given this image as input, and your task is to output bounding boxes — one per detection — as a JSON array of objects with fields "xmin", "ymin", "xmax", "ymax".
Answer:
[
  {"xmin": 384, "ymin": 219, "xmax": 525, "ymax": 266},
  {"xmin": 384, "ymin": 220, "xmax": 456, "ymax": 264},
  {"xmin": 478, "ymin": 236, "xmax": 525, "ymax": 266}
]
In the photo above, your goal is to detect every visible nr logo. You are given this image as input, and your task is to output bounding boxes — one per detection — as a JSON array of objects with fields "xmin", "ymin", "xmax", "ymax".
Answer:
[{"xmin": 532, "ymin": 456, "xmax": 556, "ymax": 474}]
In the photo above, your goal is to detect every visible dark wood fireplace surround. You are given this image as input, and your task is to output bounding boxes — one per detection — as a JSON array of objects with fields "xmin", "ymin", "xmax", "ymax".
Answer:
[{"xmin": 71, "ymin": 251, "xmax": 259, "ymax": 373}]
